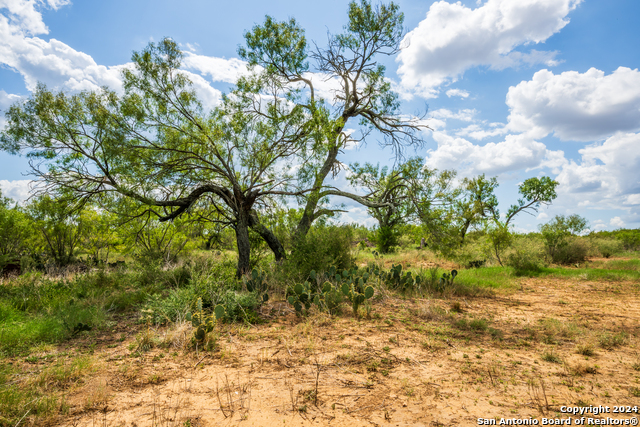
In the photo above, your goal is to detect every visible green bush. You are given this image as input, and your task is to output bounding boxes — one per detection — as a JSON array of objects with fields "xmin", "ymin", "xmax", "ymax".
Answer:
[
  {"xmin": 453, "ymin": 236, "xmax": 490, "ymax": 268},
  {"xmin": 143, "ymin": 287, "xmax": 196, "ymax": 325},
  {"xmin": 213, "ymin": 290, "xmax": 262, "ymax": 323},
  {"xmin": 285, "ymin": 225, "xmax": 354, "ymax": 279},
  {"xmin": 550, "ymin": 236, "xmax": 590, "ymax": 265},
  {"xmin": 590, "ymin": 238, "xmax": 623, "ymax": 258},
  {"xmin": 504, "ymin": 235, "xmax": 548, "ymax": 274}
]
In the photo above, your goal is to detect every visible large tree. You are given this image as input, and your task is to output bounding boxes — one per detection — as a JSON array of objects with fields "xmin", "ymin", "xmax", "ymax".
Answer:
[
  {"xmin": 237, "ymin": 0, "xmax": 426, "ymax": 241},
  {"xmin": 0, "ymin": 39, "xmax": 313, "ymax": 276}
]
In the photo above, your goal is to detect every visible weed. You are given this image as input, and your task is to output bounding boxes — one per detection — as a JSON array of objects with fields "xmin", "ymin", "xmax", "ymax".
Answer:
[
  {"xmin": 541, "ymin": 351, "xmax": 562, "ymax": 364},
  {"xmin": 576, "ymin": 343, "xmax": 595, "ymax": 356},
  {"xmin": 450, "ymin": 301, "xmax": 463, "ymax": 313},
  {"xmin": 598, "ymin": 332, "xmax": 627, "ymax": 349}
]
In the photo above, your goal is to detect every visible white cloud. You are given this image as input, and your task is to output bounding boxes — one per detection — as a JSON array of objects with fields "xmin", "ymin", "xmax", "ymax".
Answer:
[
  {"xmin": 455, "ymin": 123, "xmax": 507, "ymax": 140},
  {"xmin": 424, "ymin": 132, "xmax": 566, "ymax": 177},
  {"xmin": 507, "ymin": 67, "xmax": 640, "ymax": 141},
  {"xmin": 537, "ymin": 212, "xmax": 549, "ymax": 220},
  {"xmin": 610, "ymin": 216, "xmax": 625, "ymax": 228},
  {"xmin": 0, "ymin": 0, "xmax": 70, "ymax": 35},
  {"xmin": 397, "ymin": 0, "xmax": 580, "ymax": 98},
  {"xmin": 0, "ymin": 1, "xmax": 128, "ymax": 93},
  {"xmin": 182, "ymin": 53, "xmax": 249, "ymax": 84},
  {"xmin": 430, "ymin": 108, "xmax": 477, "ymax": 122},
  {"xmin": 0, "ymin": 2, "xmax": 228, "ymax": 110},
  {"xmin": 555, "ymin": 132, "xmax": 640, "ymax": 211},
  {"xmin": 180, "ymin": 71, "xmax": 223, "ymax": 111},
  {"xmin": 0, "ymin": 179, "xmax": 32, "ymax": 203},
  {"xmin": 338, "ymin": 206, "xmax": 377, "ymax": 228},
  {"xmin": 446, "ymin": 88, "xmax": 469, "ymax": 98}
]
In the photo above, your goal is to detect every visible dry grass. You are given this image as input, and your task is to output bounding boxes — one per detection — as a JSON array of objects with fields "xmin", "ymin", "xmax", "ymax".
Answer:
[{"xmin": 4, "ymin": 255, "xmax": 640, "ymax": 426}]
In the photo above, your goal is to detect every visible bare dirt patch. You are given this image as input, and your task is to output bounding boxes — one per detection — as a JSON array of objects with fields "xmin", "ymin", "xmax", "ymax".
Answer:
[{"xmin": 55, "ymin": 276, "xmax": 640, "ymax": 426}]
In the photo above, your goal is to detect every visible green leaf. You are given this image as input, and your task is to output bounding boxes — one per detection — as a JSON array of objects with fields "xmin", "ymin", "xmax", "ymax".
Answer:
[
  {"xmin": 364, "ymin": 286, "xmax": 374, "ymax": 299},
  {"xmin": 322, "ymin": 281, "xmax": 332, "ymax": 294},
  {"xmin": 341, "ymin": 283, "xmax": 350, "ymax": 296},
  {"xmin": 214, "ymin": 305, "xmax": 225, "ymax": 321}
]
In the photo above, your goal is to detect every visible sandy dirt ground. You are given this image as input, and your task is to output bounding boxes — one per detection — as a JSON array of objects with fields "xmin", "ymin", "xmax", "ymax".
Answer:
[{"xmin": 27, "ymin": 270, "xmax": 640, "ymax": 427}]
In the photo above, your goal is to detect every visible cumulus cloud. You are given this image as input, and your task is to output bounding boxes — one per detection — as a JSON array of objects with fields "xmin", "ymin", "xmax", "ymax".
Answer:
[
  {"xmin": 0, "ymin": 179, "xmax": 32, "ymax": 203},
  {"xmin": 0, "ymin": 0, "xmax": 70, "ymax": 35},
  {"xmin": 455, "ymin": 123, "xmax": 507, "ymax": 140},
  {"xmin": 446, "ymin": 88, "xmax": 469, "ymax": 98},
  {"xmin": 424, "ymin": 132, "xmax": 566, "ymax": 177},
  {"xmin": 430, "ymin": 108, "xmax": 477, "ymax": 122},
  {"xmin": 610, "ymin": 216, "xmax": 625, "ymax": 228},
  {"xmin": 397, "ymin": 0, "xmax": 580, "ymax": 98},
  {"xmin": 0, "ymin": 1, "xmax": 129, "ymax": 93},
  {"xmin": 506, "ymin": 67, "xmax": 640, "ymax": 141},
  {"xmin": 182, "ymin": 53, "xmax": 249, "ymax": 84},
  {"xmin": 554, "ymin": 132, "xmax": 640, "ymax": 211}
]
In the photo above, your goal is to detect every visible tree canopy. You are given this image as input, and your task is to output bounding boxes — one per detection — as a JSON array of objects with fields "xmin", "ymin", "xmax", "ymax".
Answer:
[{"xmin": 0, "ymin": 1, "xmax": 428, "ymax": 276}]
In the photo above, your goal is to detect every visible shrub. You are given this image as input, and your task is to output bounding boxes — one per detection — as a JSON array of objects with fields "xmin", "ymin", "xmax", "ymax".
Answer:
[
  {"xmin": 285, "ymin": 225, "xmax": 354, "ymax": 279},
  {"xmin": 142, "ymin": 287, "xmax": 196, "ymax": 325},
  {"xmin": 550, "ymin": 236, "xmax": 590, "ymax": 265},
  {"xmin": 213, "ymin": 290, "xmax": 261, "ymax": 323},
  {"xmin": 541, "ymin": 350, "xmax": 561, "ymax": 363},
  {"xmin": 590, "ymin": 238, "xmax": 623, "ymax": 258},
  {"xmin": 453, "ymin": 236, "xmax": 490, "ymax": 268},
  {"xmin": 598, "ymin": 331, "xmax": 627, "ymax": 349},
  {"xmin": 504, "ymin": 235, "xmax": 548, "ymax": 274}
]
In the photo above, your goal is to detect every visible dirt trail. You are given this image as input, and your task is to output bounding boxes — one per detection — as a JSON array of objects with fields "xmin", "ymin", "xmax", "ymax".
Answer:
[{"xmin": 59, "ymin": 275, "xmax": 640, "ymax": 427}]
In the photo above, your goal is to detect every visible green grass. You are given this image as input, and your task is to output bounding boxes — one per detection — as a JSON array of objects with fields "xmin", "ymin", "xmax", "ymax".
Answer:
[
  {"xmin": 541, "ymin": 350, "xmax": 562, "ymax": 363},
  {"xmin": 587, "ymin": 259, "xmax": 640, "ymax": 271},
  {"xmin": 509, "ymin": 266, "xmax": 640, "ymax": 282},
  {"xmin": 0, "ymin": 264, "xmax": 191, "ymax": 357},
  {"xmin": 0, "ymin": 363, "xmax": 65, "ymax": 427},
  {"xmin": 454, "ymin": 267, "xmax": 519, "ymax": 290}
]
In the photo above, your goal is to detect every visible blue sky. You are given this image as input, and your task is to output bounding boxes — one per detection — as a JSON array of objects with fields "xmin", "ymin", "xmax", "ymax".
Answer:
[{"xmin": 1, "ymin": 0, "xmax": 639, "ymax": 232}]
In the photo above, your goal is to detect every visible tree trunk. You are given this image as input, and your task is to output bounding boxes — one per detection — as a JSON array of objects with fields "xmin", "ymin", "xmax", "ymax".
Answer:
[
  {"xmin": 295, "ymin": 145, "xmax": 340, "ymax": 241},
  {"xmin": 235, "ymin": 213, "xmax": 251, "ymax": 278},
  {"xmin": 249, "ymin": 211, "xmax": 285, "ymax": 262}
]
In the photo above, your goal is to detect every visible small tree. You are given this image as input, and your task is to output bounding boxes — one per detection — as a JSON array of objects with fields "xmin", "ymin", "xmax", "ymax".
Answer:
[
  {"xmin": 347, "ymin": 162, "xmax": 406, "ymax": 253},
  {"xmin": 80, "ymin": 209, "xmax": 120, "ymax": 265},
  {"xmin": 26, "ymin": 195, "xmax": 85, "ymax": 267},
  {"xmin": 486, "ymin": 177, "xmax": 559, "ymax": 266},
  {"xmin": 454, "ymin": 174, "xmax": 500, "ymax": 243},
  {"xmin": 539, "ymin": 214, "xmax": 589, "ymax": 260},
  {"xmin": 0, "ymin": 190, "xmax": 37, "ymax": 271}
]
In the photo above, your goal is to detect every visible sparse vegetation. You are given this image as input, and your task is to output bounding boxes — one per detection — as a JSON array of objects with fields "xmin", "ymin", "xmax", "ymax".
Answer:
[{"xmin": 0, "ymin": 1, "xmax": 639, "ymax": 425}]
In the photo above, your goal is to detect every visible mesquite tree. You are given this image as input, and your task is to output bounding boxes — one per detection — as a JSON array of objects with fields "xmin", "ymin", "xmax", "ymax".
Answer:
[
  {"xmin": 238, "ymin": 0, "xmax": 426, "ymax": 241},
  {"xmin": 0, "ymin": 40, "xmax": 314, "ymax": 277},
  {"xmin": 486, "ymin": 176, "xmax": 559, "ymax": 266}
]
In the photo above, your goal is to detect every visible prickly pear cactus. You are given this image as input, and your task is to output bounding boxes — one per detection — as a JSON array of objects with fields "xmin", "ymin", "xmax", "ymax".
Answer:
[
  {"xmin": 438, "ymin": 270, "xmax": 458, "ymax": 292},
  {"xmin": 286, "ymin": 281, "xmax": 315, "ymax": 316},
  {"xmin": 341, "ymin": 277, "xmax": 374, "ymax": 318},
  {"xmin": 244, "ymin": 268, "xmax": 269, "ymax": 302},
  {"xmin": 186, "ymin": 297, "xmax": 225, "ymax": 344}
]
